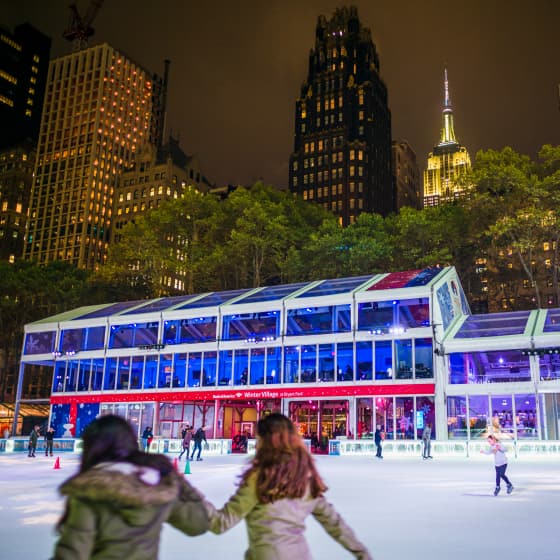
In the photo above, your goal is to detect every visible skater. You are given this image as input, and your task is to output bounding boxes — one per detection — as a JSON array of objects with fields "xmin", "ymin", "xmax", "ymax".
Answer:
[
  {"xmin": 205, "ymin": 413, "xmax": 372, "ymax": 560},
  {"xmin": 422, "ymin": 423, "xmax": 433, "ymax": 459},
  {"xmin": 480, "ymin": 434, "xmax": 514, "ymax": 496},
  {"xmin": 52, "ymin": 415, "xmax": 210, "ymax": 559},
  {"xmin": 142, "ymin": 426, "xmax": 153, "ymax": 452},
  {"xmin": 190, "ymin": 425, "xmax": 208, "ymax": 461},
  {"xmin": 45, "ymin": 426, "xmax": 55, "ymax": 457},
  {"xmin": 179, "ymin": 425, "xmax": 193, "ymax": 460},
  {"xmin": 28, "ymin": 425, "xmax": 40, "ymax": 457},
  {"xmin": 374, "ymin": 425, "xmax": 384, "ymax": 459}
]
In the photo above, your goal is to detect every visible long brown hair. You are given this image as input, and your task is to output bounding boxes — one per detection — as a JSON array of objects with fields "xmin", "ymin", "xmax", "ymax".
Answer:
[{"xmin": 240, "ymin": 413, "xmax": 327, "ymax": 504}]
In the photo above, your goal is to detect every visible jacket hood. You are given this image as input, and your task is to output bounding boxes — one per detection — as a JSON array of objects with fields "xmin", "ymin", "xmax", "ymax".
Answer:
[{"xmin": 60, "ymin": 461, "xmax": 180, "ymax": 508}]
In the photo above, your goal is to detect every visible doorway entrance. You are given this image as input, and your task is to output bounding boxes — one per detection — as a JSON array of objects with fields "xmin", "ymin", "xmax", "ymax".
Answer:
[{"xmin": 288, "ymin": 400, "xmax": 349, "ymax": 453}]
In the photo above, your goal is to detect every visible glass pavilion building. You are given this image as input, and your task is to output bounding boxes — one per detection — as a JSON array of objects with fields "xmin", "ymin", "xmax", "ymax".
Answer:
[{"xmin": 14, "ymin": 266, "xmax": 560, "ymax": 452}]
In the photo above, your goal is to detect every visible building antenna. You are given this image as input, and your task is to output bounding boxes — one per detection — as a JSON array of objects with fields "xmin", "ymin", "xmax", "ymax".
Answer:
[{"xmin": 63, "ymin": 0, "xmax": 104, "ymax": 51}]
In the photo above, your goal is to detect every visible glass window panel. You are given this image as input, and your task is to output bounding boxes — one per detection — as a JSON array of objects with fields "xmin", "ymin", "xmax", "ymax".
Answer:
[
  {"xmin": 218, "ymin": 350, "xmax": 233, "ymax": 385},
  {"xmin": 130, "ymin": 356, "xmax": 143, "ymax": 389},
  {"xmin": 287, "ymin": 305, "xmax": 350, "ymax": 335},
  {"xmin": 295, "ymin": 275, "xmax": 371, "ymax": 297},
  {"xmin": 375, "ymin": 396, "xmax": 394, "ymax": 440},
  {"xmin": 455, "ymin": 311, "xmax": 530, "ymax": 338},
  {"xmin": 398, "ymin": 298, "xmax": 430, "ymax": 328},
  {"xmin": 60, "ymin": 326, "xmax": 106, "ymax": 353},
  {"xmin": 356, "ymin": 341, "xmax": 372, "ymax": 380},
  {"xmin": 395, "ymin": 339, "xmax": 413, "ymax": 379},
  {"xmin": 539, "ymin": 393, "xmax": 560, "ymax": 439},
  {"xmin": 163, "ymin": 321, "xmax": 178, "ymax": 344},
  {"xmin": 416, "ymin": 396, "xmax": 436, "ymax": 439},
  {"xmin": 116, "ymin": 356, "xmax": 131, "ymax": 390},
  {"xmin": 514, "ymin": 394, "xmax": 537, "ymax": 438},
  {"xmin": 233, "ymin": 282, "xmax": 309, "ymax": 304},
  {"xmin": 469, "ymin": 395, "xmax": 489, "ymax": 439},
  {"xmin": 140, "ymin": 403, "xmax": 155, "ymax": 437},
  {"xmin": 249, "ymin": 348, "xmax": 265, "ymax": 385},
  {"xmin": 158, "ymin": 354, "xmax": 174, "ymax": 387},
  {"xmin": 395, "ymin": 397, "xmax": 414, "ymax": 439},
  {"xmin": 174, "ymin": 353, "xmax": 187, "ymax": 387},
  {"xmin": 53, "ymin": 362, "xmax": 65, "ymax": 392},
  {"xmin": 284, "ymin": 346, "xmax": 300, "ymax": 383},
  {"xmin": 24, "ymin": 331, "xmax": 56, "ymax": 355},
  {"xmin": 174, "ymin": 289, "xmax": 250, "ymax": 309},
  {"xmin": 222, "ymin": 311, "xmax": 279, "ymax": 341},
  {"xmin": 375, "ymin": 340, "xmax": 392, "ymax": 380},
  {"xmin": 234, "ymin": 349, "xmax": 249, "ymax": 385},
  {"xmin": 301, "ymin": 345, "xmax": 317, "ymax": 382},
  {"xmin": 73, "ymin": 300, "xmax": 146, "ymax": 320},
  {"xmin": 447, "ymin": 396, "xmax": 467, "ymax": 439},
  {"xmin": 127, "ymin": 404, "xmax": 143, "ymax": 437},
  {"xmin": 77, "ymin": 359, "xmax": 91, "ymax": 391},
  {"xmin": 188, "ymin": 352, "xmax": 202, "ymax": 387},
  {"xmin": 203, "ymin": 351, "xmax": 217, "ymax": 386},
  {"xmin": 109, "ymin": 322, "xmax": 159, "ymax": 349},
  {"xmin": 357, "ymin": 398, "xmax": 374, "ymax": 438},
  {"xmin": 543, "ymin": 309, "xmax": 560, "ymax": 332},
  {"xmin": 318, "ymin": 344, "xmax": 335, "ymax": 382},
  {"xmin": 490, "ymin": 395, "xmax": 514, "ymax": 438},
  {"xmin": 143, "ymin": 355, "xmax": 158, "ymax": 389},
  {"xmin": 336, "ymin": 342, "xmax": 353, "ymax": 381},
  {"xmin": 178, "ymin": 317, "xmax": 217, "ymax": 343},
  {"xmin": 266, "ymin": 347, "xmax": 281, "ymax": 385},
  {"xmin": 414, "ymin": 338, "xmax": 433, "ymax": 378},
  {"xmin": 104, "ymin": 357, "xmax": 117, "ymax": 390},
  {"xmin": 539, "ymin": 353, "xmax": 560, "ymax": 380},
  {"xmin": 91, "ymin": 358, "xmax": 104, "ymax": 391}
]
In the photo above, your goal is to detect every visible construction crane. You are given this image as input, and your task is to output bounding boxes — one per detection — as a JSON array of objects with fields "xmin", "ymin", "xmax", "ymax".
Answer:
[{"xmin": 63, "ymin": 0, "xmax": 104, "ymax": 51}]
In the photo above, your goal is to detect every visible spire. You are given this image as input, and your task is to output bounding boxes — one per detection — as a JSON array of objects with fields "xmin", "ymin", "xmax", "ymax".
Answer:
[{"xmin": 440, "ymin": 66, "xmax": 457, "ymax": 145}]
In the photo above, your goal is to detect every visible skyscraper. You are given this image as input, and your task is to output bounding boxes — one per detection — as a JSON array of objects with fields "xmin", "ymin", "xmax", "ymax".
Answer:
[
  {"xmin": 423, "ymin": 68, "xmax": 471, "ymax": 207},
  {"xmin": 289, "ymin": 6, "xmax": 393, "ymax": 226},
  {"xmin": 24, "ymin": 44, "xmax": 165, "ymax": 269},
  {"xmin": 0, "ymin": 23, "xmax": 51, "ymax": 148},
  {"xmin": 392, "ymin": 140, "xmax": 421, "ymax": 210}
]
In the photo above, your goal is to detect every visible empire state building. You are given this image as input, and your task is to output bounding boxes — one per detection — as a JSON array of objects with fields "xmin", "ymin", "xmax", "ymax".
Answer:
[{"xmin": 423, "ymin": 68, "xmax": 471, "ymax": 207}]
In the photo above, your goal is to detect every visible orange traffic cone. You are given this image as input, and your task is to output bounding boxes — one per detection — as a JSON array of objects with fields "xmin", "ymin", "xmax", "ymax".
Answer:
[
  {"xmin": 173, "ymin": 457, "xmax": 179, "ymax": 472},
  {"xmin": 184, "ymin": 459, "xmax": 191, "ymax": 475},
  {"xmin": 53, "ymin": 456, "xmax": 61, "ymax": 470}
]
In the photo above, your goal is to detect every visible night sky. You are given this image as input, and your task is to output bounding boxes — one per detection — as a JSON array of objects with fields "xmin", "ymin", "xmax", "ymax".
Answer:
[{"xmin": 4, "ymin": 0, "xmax": 559, "ymax": 188}]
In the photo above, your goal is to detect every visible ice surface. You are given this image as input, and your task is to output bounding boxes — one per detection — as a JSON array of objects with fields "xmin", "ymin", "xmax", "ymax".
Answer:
[{"xmin": 0, "ymin": 452, "xmax": 558, "ymax": 559}]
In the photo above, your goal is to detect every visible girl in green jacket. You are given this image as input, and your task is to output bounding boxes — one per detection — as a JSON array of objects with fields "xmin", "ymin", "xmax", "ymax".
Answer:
[
  {"xmin": 207, "ymin": 413, "xmax": 373, "ymax": 560},
  {"xmin": 52, "ymin": 415, "xmax": 210, "ymax": 560}
]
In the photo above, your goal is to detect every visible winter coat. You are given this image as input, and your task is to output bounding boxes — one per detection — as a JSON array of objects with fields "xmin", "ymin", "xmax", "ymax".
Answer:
[
  {"xmin": 29, "ymin": 428, "xmax": 40, "ymax": 446},
  {"xmin": 482, "ymin": 441, "xmax": 508, "ymax": 467},
  {"xmin": 182, "ymin": 429, "xmax": 193, "ymax": 448},
  {"xmin": 374, "ymin": 429, "xmax": 383, "ymax": 445},
  {"xmin": 422, "ymin": 426, "xmax": 431, "ymax": 441},
  {"xmin": 53, "ymin": 461, "xmax": 210, "ymax": 560},
  {"xmin": 206, "ymin": 472, "xmax": 372, "ymax": 560},
  {"xmin": 193, "ymin": 428, "xmax": 207, "ymax": 443}
]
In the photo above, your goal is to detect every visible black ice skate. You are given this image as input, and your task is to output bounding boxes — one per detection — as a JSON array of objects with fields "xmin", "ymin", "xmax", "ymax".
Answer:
[
  {"xmin": 493, "ymin": 486, "xmax": 501, "ymax": 496},
  {"xmin": 507, "ymin": 484, "xmax": 514, "ymax": 494}
]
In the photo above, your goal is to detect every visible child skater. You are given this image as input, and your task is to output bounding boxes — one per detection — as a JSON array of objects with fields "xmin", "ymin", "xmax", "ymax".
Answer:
[
  {"xmin": 52, "ymin": 415, "xmax": 210, "ymax": 559},
  {"xmin": 205, "ymin": 413, "xmax": 373, "ymax": 559},
  {"xmin": 480, "ymin": 434, "xmax": 514, "ymax": 496}
]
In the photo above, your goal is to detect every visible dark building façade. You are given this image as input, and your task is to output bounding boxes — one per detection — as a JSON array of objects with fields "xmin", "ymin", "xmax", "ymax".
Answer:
[{"xmin": 289, "ymin": 6, "xmax": 393, "ymax": 226}]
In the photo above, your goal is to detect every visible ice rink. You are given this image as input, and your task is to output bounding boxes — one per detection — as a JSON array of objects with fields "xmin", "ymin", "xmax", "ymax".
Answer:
[{"xmin": 1, "ymin": 451, "xmax": 558, "ymax": 559}]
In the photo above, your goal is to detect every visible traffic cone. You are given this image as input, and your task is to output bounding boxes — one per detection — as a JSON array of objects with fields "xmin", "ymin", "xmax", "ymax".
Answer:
[
  {"xmin": 184, "ymin": 459, "xmax": 191, "ymax": 475},
  {"xmin": 53, "ymin": 456, "xmax": 60, "ymax": 470},
  {"xmin": 173, "ymin": 457, "xmax": 179, "ymax": 472}
]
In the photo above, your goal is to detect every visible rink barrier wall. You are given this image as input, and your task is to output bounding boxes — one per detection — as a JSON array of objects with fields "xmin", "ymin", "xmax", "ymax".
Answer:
[{"xmin": 3, "ymin": 438, "xmax": 560, "ymax": 458}]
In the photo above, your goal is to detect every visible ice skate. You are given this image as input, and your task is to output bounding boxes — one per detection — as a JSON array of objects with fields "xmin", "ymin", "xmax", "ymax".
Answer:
[
  {"xmin": 507, "ymin": 484, "xmax": 514, "ymax": 494},
  {"xmin": 493, "ymin": 486, "xmax": 500, "ymax": 496}
]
